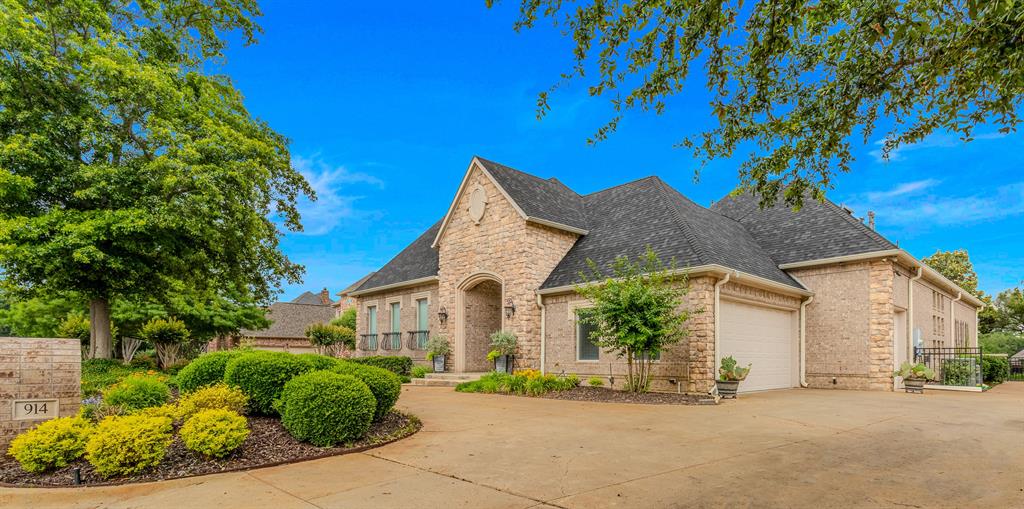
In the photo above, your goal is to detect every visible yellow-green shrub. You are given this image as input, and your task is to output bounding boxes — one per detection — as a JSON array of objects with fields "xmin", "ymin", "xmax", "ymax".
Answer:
[
  {"xmin": 85, "ymin": 414, "xmax": 173, "ymax": 477},
  {"xmin": 179, "ymin": 409, "xmax": 250, "ymax": 458},
  {"xmin": 137, "ymin": 403, "xmax": 179, "ymax": 421},
  {"xmin": 176, "ymin": 384, "xmax": 248, "ymax": 421},
  {"xmin": 6, "ymin": 416, "xmax": 93, "ymax": 473}
]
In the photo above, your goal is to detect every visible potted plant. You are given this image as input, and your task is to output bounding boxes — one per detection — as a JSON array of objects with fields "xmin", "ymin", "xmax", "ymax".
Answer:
[
  {"xmin": 487, "ymin": 331, "xmax": 517, "ymax": 374},
  {"xmin": 716, "ymin": 356, "xmax": 751, "ymax": 399},
  {"xmin": 894, "ymin": 361, "xmax": 936, "ymax": 394},
  {"xmin": 425, "ymin": 335, "xmax": 451, "ymax": 373}
]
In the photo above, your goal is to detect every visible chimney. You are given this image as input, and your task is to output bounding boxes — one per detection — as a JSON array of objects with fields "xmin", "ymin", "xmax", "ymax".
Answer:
[
  {"xmin": 868, "ymin": 211, "xmax": 876, "ymax": 230},
  {"xmin": 320, "ymin": 288, "xmax": 331, "ymax": 305}
]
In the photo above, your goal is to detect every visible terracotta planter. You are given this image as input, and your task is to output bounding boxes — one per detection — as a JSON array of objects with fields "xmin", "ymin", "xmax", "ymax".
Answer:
[
  {"xmin": 716, "ymin": 379, "xmax": 741, "ymax": 399},
  {"xmin": 493, "ymin": 355, "xmax": 514, "ymax": 374},
  {"xmin": 432, "ymin": 355, "xmax": 446, "ymax": 373},
  {"xmin": 904, "ymin": 378, "xmax": 926, "ymax": 394}
]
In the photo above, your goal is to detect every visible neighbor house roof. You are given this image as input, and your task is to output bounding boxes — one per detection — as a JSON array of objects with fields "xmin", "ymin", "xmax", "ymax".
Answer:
[
  {"xmin": 290, "ymin": 290, "xmax": 332, "ymax": 306},
  {"xmin": 712, "ymin": 192, "xmax": 896, "ymax": 265},
  {"xmin": 1011, "ymin": 349, "xmax": 1024, "ymax": 360},
  {"xmin": 241, "ymin": 302, "xmax": 336, "ymax": 339}
]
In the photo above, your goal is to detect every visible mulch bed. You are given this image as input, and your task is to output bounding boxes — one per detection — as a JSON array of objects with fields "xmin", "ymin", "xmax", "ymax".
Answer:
[
  {"xmin": 0, "ymin": 411, "xmax": 420, "ymax": 488},
  {"xmin": 537, "ymin": 386, "xmax": 712, "ymax": 405}
]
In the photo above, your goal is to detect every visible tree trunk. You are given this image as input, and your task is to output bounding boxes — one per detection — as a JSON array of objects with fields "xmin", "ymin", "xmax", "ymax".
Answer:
[{"xmin": 89, "ymin": 298, "xmax": 113, "ymax": 359}]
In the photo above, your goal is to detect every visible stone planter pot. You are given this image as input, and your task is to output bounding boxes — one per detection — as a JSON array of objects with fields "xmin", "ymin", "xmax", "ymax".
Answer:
[
  {"xmin": 716, "ymin": 380, "xmax": 741, "ymax": 399},
  {"xmin": 904, "ymin": 378, "xmax": 926, "ymax": 394},
  {"xmin": 432, "ymin": 355, "xmax": 446, "ymax": 373},
  {"xmin": 493, "ymin": 355, "xmax": 514, "ymax": 374}
]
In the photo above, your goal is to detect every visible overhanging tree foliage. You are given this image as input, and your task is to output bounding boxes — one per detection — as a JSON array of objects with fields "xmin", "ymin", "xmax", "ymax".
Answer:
[
  {"xmin": 488, "ymin": 0, "xmax": 1024, "ymax": 207},
  {"xmin": 0, "ymin": 0, "xmax": 312, "ymax": 358},
  {"xmin": 922, "ymin": 249, "xmax": 981, "ymax": 297},
  {"xmin": 575, "ymin": 248, "xmax": 694, "ymax": 393}
]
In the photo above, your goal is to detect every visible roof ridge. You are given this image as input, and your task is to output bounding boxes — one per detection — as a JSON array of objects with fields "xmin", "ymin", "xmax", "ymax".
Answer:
[
  {"xmin": 583, "ymin": 175, "xmax": 662, "ymax": 198},
  {"xmin": 822, "ymin": 197, "xmax": 897, "ymax": 248},
  {"xmin": 651, "ymin": 178, "xmax": 714, "ymax": 266},
  {"xmin": 474, "ymin": 156, "xmax": 580, "ymax": 195}
]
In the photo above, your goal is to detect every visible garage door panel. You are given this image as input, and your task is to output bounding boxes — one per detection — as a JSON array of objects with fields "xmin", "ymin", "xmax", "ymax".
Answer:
[{"xmin": 720, "ymin": 300, "xmax": 796, "ymax": 392}]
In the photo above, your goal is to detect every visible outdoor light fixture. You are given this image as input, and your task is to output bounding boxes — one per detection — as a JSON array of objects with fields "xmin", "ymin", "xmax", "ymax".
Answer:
[
  {"xmin": 438, "ymin": 306, "xmax": 448, "ymax": 325},
  {"xmin": 504, "ymin": 298, "xmax": 516, "ymax": 319}
]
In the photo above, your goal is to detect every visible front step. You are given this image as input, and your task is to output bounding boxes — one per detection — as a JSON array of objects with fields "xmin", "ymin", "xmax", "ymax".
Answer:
[{"xmin": 409, "ymin": 372, "xmax": 488, "ymax": 387}]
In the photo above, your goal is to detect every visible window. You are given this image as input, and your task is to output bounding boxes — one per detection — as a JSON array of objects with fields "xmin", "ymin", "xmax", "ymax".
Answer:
[
  {"xmin": 367, "ymin": 306, "xmax": 377, "ymax": 334},
  {"xmin": 576, "ymin": 313, "xmax": 600, "ymax": 361},
  {"xmin": 390, "ymin": 302, "xmax": 400, "ymax": 332},
  {"xmin": 416, "ymin": 299, "xmax": 428, "ymax": 331}
]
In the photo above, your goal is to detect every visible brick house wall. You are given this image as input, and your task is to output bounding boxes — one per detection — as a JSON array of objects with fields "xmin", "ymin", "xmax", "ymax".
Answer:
[
  {"xmin": 356, "ymin": 282, "xmax": 440, "ymax": 364},
  {"xmin": 435, "ymin": 163, "xmax": 579, "ymax": 371}
]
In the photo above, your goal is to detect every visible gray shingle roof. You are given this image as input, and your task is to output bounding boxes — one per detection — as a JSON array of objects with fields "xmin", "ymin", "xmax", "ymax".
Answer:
[
  {"xmin": 340, "ymin": 272, "xmax": 375, "ymax": 296},
  {"xmin": 476, "ymin": 157, "xmax": 590, "ymax": 231},
  {"xmin": 241, "ymin": 302, "xmax": 335, "ymax": 339},
  {"xmin": 354, "ymin": 221, "xmax": 442, "ymax": 292},
  {"xmin": 712, "ymin": 192, "xmax": 896, "ymax": 265},
  {"xmin": 291, "ymin": 291, "xmax": 331, "ymax": 305},
  {"xmin": 540, "ymin": 177, "xmax": 801, "ymax": 289}
]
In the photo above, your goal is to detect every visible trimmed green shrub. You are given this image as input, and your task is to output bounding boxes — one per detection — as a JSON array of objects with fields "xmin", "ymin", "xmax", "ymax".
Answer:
[
  {"xmin": 456, "ymin": 371, "xmax": 579, "ymax": 396},
  {"xmin": 176, "ymin": 383, "xmax": 249, "ymax": 421},
  {"xmin": 588, "ymin": 376, "xmax": 604, "ymax": 387},
  {"xmin": 411, "ymin": 365, "xmax": 429, "ymax": 378},
  {"xmin": 85, "ymin": 414, "xmax": 174, "ymax": 477},
  {"xmin": 275, "ymin": 371, "xmax": 376, "ymax": 446},
  {"xmin": 176, "ymin": 350, "xmax": 247, "ymax": 393},
  {"xmin": 942, "ymin": 359, "xmax": 974, "ymax": 386},
  {"xmin": 140, "ymin": 316, "xmax": 190, "ymax": 368},
  {"xmin": 223, "ymin": 352, "xmax": 313, "ymax": 414},
  {"xmin": 7, "ymin": 416, "xmax": 93, "ymax": 473},
  {"xmin": 332, "ymin": 362, "xmax": 401, "ymax": 421},
  {"xmin": 180, "ymin": 409, "xmax": 250, "ymax": 458},
  {"xmin": 102, "ymin": 373, "xmax": 171, "ymax": 412},
  {"xmin": 349, "ymin": 355, "xmax": 413, "ymax": 376},
  {"xmin": 296, "ymin": 353, "xmax": 341, "ymax": 371},
  {"xmin": 982, "ymin": 356, "xmax": 1010, "ymax": 384}
]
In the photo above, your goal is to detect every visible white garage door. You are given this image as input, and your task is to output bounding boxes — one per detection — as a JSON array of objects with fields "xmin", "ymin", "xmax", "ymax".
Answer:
[{"xmin": 720, "ymin": 300, "xmax": 797, "ymax": 392}]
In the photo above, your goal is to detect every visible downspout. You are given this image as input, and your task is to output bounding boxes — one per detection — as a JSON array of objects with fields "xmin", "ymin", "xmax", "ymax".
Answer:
[
  {"xmin": 950, "ymin": 291, "xmax": 962, "ymax": 345},
  {"xmin": 713, "ymin": 271, "xmax": 733, "ymax": 380},
  {"xmin": 908, "ymin": 267, "xmax": 924, "ymax": 362},
  {"xmin": 537, "ymin": 294, "xmax": 546, "ymax": 375},
  {"xmin": 799, "ymin": 296, "xmax": 813, "ymax": 388}
]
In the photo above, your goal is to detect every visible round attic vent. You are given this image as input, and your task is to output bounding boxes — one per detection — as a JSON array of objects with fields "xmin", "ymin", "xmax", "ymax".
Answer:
[{"xmin": 468, "ymin": 185, "xmax": 487, "ymax": 224}]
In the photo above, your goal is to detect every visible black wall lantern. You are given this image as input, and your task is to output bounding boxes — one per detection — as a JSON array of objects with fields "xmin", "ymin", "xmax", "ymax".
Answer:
[
  {"xmin": 438, "ymin": 306, "xmax": 448, "ymax": 325},
  {"xmin": 504, "ymin": 298, "xmax": 516, "ymax": 319}
]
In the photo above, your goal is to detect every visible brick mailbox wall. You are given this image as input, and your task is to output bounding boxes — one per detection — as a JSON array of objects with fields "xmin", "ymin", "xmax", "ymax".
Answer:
[{"xmin": 0, "ymin": 337, "xmax": 82, "ymax": 449}]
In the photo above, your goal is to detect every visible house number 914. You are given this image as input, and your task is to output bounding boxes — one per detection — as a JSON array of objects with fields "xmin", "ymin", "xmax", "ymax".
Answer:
[{"xmin": 12, "ymin": 399, "xmax": 59, "ymax": 421}]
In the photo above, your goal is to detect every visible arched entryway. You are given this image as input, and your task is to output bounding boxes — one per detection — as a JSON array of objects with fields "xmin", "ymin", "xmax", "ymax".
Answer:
[{"xmin": 457, "ymin": 273, "xmax": 503, "ymax": 372}]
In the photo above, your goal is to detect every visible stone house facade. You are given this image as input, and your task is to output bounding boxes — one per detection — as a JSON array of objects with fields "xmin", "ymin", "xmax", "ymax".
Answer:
[{"xmin": 349, "ymin": 157, "xmax": 982, "ymax": 393}]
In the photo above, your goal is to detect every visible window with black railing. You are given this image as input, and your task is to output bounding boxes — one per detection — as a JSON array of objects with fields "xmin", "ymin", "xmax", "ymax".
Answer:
[
  {"xmin": 359, "ymin": 334, "xmax": 379, "ymax": 352},
  {"xmin": 407, "ymin": 330, "xmax": 430, "ymax": 351},
  {"xmin": 914, "ymin": 347, "xmax": 982, "ymax": 386},
  {"xmin": 381, "ymin": 332, "xmax": 402, "ymax": 351}
]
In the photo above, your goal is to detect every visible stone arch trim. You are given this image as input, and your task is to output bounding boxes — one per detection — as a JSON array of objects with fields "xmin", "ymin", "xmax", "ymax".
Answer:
[{"xmin": 455, "ymin": 271, "xmax": 505, "ymax": 372}]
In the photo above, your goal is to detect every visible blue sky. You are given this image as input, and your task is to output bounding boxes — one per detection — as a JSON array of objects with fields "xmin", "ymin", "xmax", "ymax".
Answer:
[{"xmin": 221, "ymin": 1, "xmax": 1023, "ymax": 301}]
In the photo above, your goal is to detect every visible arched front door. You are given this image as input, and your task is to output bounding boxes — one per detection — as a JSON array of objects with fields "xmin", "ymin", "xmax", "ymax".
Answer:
[{"xmin": 456, "ymin": 273, "xmax": 503, "ymax": 372}]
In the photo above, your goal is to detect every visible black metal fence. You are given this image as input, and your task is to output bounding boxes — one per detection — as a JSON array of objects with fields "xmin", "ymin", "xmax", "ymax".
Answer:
[
  {"xmin": 407, "ymin": 330, "xmax": 429, "ymax": 351},
  {"xmin": 1010, "ymin": 358, "xmax": 1024, "ymax": 381},
  {"xmin": 358, "ymin": 334, "xmax": 378, "ymax": 352},
  {"xmin": 914, "ymin": 347, "xmax": 983, "ymax": 386},
  {"xmin": 380, "ymin": 332, "xmax": 402, "ymax": 351}
]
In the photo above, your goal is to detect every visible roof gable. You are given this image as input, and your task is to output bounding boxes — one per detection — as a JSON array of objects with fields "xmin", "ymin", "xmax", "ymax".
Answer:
[
  {"xmin": 431, "ymin": 157, "xmax": 588, "ymax": 248},
  {"xmin": 713, "ymin": 192, "xmax": 896, "ymax": 265}
]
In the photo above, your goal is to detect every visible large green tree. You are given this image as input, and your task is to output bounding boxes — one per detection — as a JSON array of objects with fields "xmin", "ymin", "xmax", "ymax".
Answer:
[
  {"xmin": 488, "ymin": 0, "xmax": 1024, "ymax": 207},
  {"xmin": 0, "ymin": 0, "xmax": 312, "ymax": 358},
  {"xmin": 922, "ymin": 249, "xmax": 980, "ymax": 296}
]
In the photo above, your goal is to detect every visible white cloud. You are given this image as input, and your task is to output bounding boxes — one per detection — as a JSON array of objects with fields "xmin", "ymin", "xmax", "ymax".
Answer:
[
  {"xmin": 847, "ymin": 181, "xmax": 1024, "ymax": 227},
  {"xmin": 869, "ymin": 131, "xmax": 1007, "ymax": 163},
  {"xmin": 291, "ymin": 156, "xmax": 385, "ymax": 235}
]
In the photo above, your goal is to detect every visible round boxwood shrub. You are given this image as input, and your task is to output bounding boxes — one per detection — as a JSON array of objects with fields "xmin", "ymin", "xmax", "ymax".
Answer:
[
  {"xmin": 85, "ymin": 414, "xmax": 174, "ymax": 477},
  {"xmin": 180, "ymin": 409, "xmax": 250, "ymax": 458},
  {"xmin": 176, "ymin": 350, "xmax": 248, "ymax": 394},
  {"xmin": 296, "ymin": 353, "xmax": 341, "ymax": 371},
  {"xmin": 176, "ymin": 383, "xmax": 249, "ymax": 421},
  {"xmin": 275, "ymin": 371, "xmax": 376, "ymax": 446},
  {"xmin": 102, "ymin": 373, "xmax": 171, "ymax": 412},
  {"xmin": 331, "ymin": 362, "xmax": 401, "ymax": 421},
  {"xmin": 7, "ymin": 416, "xmax": 93, "ymax": 473},
  {"xmin": 223, "ymin": 352, "xmax": 313, "ymax": 415}
]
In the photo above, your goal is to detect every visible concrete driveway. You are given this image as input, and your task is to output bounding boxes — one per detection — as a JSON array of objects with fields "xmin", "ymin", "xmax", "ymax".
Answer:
[{"xmin": 3, "ymin": 384, "xmax": 1022, "ymax": 508}]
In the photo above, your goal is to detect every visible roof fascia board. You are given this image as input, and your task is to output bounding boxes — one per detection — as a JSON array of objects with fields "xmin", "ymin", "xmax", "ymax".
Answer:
[
  {"xmin": 777, "ymin": 250, "xmax": 903, "ymax": 269},
  {"xmin": 894, "ymin": 251, "xmax": 984, "ymax": 308},
  {"xmin": 526, "ymin": 216, "xmax": 589, "ymax": 235},
  {"xmin": 537, "ymin": 264, "xmax": 812, "ymax": 297},
  {"xmin": 350, "ymin": 276, "xmax": 440, "ymax": 297}
]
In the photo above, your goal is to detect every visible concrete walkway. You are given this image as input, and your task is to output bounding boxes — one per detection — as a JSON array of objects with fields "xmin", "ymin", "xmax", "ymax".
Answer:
[{"xmin": 3, "ymin": 384, "xmax": 1023, "ymax": 508}]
